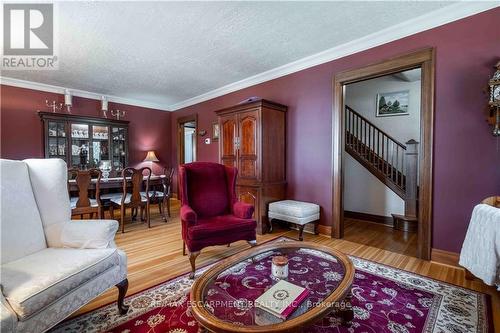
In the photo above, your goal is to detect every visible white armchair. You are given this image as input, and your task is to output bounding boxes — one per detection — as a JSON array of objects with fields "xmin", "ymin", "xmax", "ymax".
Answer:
[{"xmin": 0, "ymin": 159, "xmax": 128, "ymax": 332}]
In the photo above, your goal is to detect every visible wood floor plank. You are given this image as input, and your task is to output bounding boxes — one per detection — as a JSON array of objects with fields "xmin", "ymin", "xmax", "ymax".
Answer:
[{"xmin": 74, "ymin": 202, "xmax": 499, "ymax": 331}]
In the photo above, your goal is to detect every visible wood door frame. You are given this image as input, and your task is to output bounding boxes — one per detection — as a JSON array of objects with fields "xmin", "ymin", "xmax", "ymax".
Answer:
[
  {"xmin": 177, "ymin": 114, "xmax": 198, "ymax": 165},
  {"xmin": 331, "ymin": 48, "xmax": 435, "ymax": 260}
]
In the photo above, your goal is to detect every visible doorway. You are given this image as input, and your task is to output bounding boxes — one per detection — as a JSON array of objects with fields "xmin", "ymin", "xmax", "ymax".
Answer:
[
  {"xmin": 331, "ymin": 48, "xmax": 434, "ymax": 260},
  {"xmin": 178, "ymin": 115, "xmax": 197, "ymax": 165},
  {"xmin": 342, "ymin": 68, "xmax": 421, "ymax": 257}
]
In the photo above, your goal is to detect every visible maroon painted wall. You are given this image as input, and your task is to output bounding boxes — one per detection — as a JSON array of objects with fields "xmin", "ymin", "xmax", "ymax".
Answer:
[
  {"xmin": 171, "ymin": 8, "xmax": 500, "ymax": 253},
  {"xmin": 0, "ymin": 85, "xmax": 171, "ymax": 174}
]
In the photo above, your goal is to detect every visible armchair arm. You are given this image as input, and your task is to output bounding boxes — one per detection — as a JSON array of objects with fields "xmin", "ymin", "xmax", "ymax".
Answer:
[
  {"xmin": 233, "ymin": 201, "xmax": 254, "ymax": 219},
  {"xmin": 180, "ymin": 205, "xmax": 197, "ymax": 226},
  {"xmin": 0, "ymin": 288, "xmax": 17, "ymax": 332},
  {"xmin": 61, "ymin": 220, "xmax": 118, "ymax": 249}
]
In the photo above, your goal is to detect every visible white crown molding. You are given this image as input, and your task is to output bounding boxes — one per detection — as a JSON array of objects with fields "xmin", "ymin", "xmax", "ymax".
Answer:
[
  {"xmin": 0, "ymin": 77, "xmax": 172, "ymax": 112},
  {"xmin": 168, "ymin": 2, "xmax": 499, "ymax": 111}
]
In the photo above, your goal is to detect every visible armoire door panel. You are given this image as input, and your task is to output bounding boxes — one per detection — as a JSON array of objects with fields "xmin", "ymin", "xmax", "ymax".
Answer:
[
  {"xmin": 219, "ymin": 116, "xmax": 237, "ymax": 167},
  {"xmin": 239, "ymin": 158, "xmax": 257, "ymax": 178},
  {"xmin": 238, "ymin": 111, "xmax": 259, "ymax": 181},
  {"xmin": 221, "ymin": 158, "xmax": 236, "ymax": 168},
  {"xmin": 240, "ymin": 115, "xmax": 257, "ymax": 155}
]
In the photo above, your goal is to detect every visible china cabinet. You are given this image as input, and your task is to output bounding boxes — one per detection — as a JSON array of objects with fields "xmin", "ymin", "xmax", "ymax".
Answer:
[
  {"xmin": 216, "ymin": 99, "xmax": 287, "ymax": 234},
  {"xmin": 39, "ymin": 112, "xmax": 129, "ymax": 173}
]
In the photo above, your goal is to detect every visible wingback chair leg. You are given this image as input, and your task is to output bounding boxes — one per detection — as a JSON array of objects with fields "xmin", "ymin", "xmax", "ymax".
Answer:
[
  {"xmin": 115, "ymin": 278, "xmax": 129, "ymax": 315},
  {"xmin": 189, "ymin": 251, "xmax": 200, "ymax": 279},
  {"xmin": 182, "ymin": 242, "xmax": 186, "ymax": 256}
]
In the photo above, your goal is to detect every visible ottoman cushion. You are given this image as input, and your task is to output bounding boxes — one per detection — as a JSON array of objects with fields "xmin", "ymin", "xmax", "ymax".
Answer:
[
  {"xmin": 268, "ymin": 200, "xmax": 320, "ymax": 225},
  {"xmin": 269, "ymin": 200, "xmax": 319, "ymax": 218}
]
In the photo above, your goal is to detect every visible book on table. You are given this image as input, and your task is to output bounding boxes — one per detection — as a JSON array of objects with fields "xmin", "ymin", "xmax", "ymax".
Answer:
[{"xmin": 254, "ymin": 280, "xmax": 310, "ymax": 320}]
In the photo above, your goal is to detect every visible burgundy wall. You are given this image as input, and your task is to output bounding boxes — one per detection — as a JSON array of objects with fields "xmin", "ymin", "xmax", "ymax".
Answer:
[
  {"xmin": 171, "ymin": 8, "xmax": 500, "ymax": 253},
  {"xmin": 0, "ymin": 85, "xmax": 171, "ymax": 174}
]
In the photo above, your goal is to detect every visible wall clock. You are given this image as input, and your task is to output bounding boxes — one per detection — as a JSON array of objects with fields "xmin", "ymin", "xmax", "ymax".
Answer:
[{"xmin": 487, "ymin": 60, "xmax": 500, "ymax": 136}]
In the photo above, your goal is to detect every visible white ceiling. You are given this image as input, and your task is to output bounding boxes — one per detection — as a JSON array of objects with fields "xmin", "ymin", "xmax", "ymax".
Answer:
[{"xmin": 1, "ymin": 2, "xmax": 497, "ymax": 111}]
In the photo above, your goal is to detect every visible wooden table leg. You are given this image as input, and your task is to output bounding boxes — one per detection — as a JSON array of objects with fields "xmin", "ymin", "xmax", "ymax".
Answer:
[{"xmin": 339, "ymin": 290, "xmax": 354, "ymax": 325}]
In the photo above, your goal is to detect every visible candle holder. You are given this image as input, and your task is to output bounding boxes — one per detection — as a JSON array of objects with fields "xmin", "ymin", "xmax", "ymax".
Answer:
[
  {"xmin": 272, "ymin": 255, "xmax": 289, "ymax": 279},
  {"xmin": 46, "ymin": 100, "xmax": 63, "ymax": 113},
  {"xmin": 111, "ymin": 109, "xmax": 126, "ymax": 120}
]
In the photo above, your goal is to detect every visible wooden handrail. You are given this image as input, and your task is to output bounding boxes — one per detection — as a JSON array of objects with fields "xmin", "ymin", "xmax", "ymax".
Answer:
[
  {"xmin": 345, "ymin": 105, "xmax": 406, "ymax": 149},
  {"xmin": 344, "ymin": 105, "xmax": 420, "ymax": 220}
]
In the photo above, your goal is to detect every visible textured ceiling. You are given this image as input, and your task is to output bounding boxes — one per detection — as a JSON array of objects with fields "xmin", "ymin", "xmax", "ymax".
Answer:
[{"xmin": 3, "ymin": 2, "xmax": 457, "ymax": 110}]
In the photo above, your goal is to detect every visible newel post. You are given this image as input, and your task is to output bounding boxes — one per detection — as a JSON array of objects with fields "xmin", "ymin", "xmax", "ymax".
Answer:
[{"xmin": 404, "ymin": 139, "xmax": 419, "ymax": 217}]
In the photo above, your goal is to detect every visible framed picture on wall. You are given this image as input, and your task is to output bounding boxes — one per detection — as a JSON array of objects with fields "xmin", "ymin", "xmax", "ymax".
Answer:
[
  {"xmin": 376, "ymin": 90, "xmax": 409, "ymax": 117},
  {"xmin": 212, "ymin": 122, "xmax": 220, "ymax": 141}
]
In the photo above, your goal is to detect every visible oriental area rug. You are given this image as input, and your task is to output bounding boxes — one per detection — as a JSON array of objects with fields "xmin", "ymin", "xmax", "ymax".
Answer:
[{"xmin": 52, "ymin": 237, "xmax": 492, "ymax": 333}]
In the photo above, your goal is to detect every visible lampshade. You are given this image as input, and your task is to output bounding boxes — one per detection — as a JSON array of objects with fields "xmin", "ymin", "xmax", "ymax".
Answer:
[{"xmin": 143, "ymin": 151, "xmax": 159, "ymax": 162}]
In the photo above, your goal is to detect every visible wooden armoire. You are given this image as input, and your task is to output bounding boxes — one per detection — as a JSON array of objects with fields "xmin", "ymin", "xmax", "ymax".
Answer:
[{"xmin": 216, "ymin": 99, "xmax": 287, "ymax": 234}]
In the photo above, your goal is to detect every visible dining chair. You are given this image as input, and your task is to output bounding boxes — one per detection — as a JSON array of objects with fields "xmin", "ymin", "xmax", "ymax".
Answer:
[
  {"xmin": 140, "ymin": 167, "xmax": 174, "ymax": 221},
  {"xmin": 68, "ymin": 168, "xmax": 102, "ymax": 219},
  {"xmin": 109, "ymin": 167, "xmax": 151, "ymax": 233}
]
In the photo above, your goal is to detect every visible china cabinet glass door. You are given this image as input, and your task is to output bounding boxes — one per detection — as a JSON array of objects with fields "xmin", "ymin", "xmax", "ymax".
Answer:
[
  {"xmin": 70, "ymin": 123, "xmax": 90, "ymax": 169},
  {"xmin": 111, "ymin": 126, "xmax": 127, "ymax": 173},
  {"xmin": 39, "ymin": 112, "xmax": 129, "ymax": 172},
  {"xmin": 47, "ymin": 121, "xmax": 67, "ymax": 162},
  {"xmin": 91, "ymin": 125, "xmax": 109, "ymax": 167}
]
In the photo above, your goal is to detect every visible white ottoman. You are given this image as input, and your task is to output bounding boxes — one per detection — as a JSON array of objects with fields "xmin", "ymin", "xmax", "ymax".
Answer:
[{"xmin": 268, "ymin": 200, "xmax": 320, "ymax": 241}]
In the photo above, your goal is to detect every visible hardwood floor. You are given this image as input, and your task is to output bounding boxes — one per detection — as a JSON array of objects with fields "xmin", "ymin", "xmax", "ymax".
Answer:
[
  {"xmin": 343, "ymin": 217, "xmax": 418, "ymax": 257},
  {"xmin": 77, "ymin": 201, "xmax": 499, "ymax": 331}
]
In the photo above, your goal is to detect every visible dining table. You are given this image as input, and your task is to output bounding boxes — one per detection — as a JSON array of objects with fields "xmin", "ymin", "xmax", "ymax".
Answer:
[{"xmin": 68, "ymin": 174, "xmax": 168, "ymax": 191}]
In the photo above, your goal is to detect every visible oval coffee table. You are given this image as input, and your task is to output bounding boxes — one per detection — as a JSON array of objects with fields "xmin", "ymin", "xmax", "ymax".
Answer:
[{"xmin": 190, "ymin": 241, "xmax": 354, "ymax": 333}]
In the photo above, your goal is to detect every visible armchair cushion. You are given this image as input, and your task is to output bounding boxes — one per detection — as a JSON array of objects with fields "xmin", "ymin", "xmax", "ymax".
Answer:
[
  {"xmin": 185, "ymin": 163, "xmax": 229, "ymax": 218},
  {"xmin": 61, "ymin": 220, "xmax": 118, "ymax": 249},
  {"xmin": 188, "ymin": 215, "xmax": 257, "ymax": 241},
  {"xmin": 0, "ymin": 248, "xmax": 120, "ymax": 320},
  {"xmin": 24, "ymin": 159, "xmax": 71, "ymax": 248},
  {"xmin": 233, "ymin": 202, "xmax": 255, "ymax": 219}
]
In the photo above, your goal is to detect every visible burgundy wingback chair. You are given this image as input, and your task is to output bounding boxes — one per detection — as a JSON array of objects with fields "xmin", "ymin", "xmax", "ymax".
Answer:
[{"xmin": 179, "ymin": 162, "xmax": 257, "ymax": 278}]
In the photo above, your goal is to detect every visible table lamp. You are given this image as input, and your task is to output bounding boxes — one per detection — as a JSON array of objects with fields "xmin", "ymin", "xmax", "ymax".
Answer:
[{"xmin": 144, "ymin": 151, "xmax": 159, "ymax": 174}]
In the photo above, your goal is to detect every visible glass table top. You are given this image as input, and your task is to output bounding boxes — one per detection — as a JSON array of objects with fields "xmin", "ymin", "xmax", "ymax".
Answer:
[{"xmin": 201, "ymin": 247, "xmax": 347, "ymax": 326}]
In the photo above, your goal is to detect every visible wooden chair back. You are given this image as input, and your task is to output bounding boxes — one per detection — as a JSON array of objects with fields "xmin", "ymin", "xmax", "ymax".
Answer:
[
  {"xmin": 68, "ymin": 168, "xmax": 102, "ymax": 208},
  {"xmin": 162, "ymin": 167, "xmax": 175, "ymax": 197},
  {"xmin": 121, "ymin": 167, "xmax": 152, "ymax": 206},
  {"xmin": 482, "ymin": 196, "xmax": 500, "ymax": 208}
]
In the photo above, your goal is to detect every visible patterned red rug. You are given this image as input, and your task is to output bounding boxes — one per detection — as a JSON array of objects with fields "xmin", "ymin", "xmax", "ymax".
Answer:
[{"xmin": 52, "ymin": 237, "xmax": 493, "ymax": 333}]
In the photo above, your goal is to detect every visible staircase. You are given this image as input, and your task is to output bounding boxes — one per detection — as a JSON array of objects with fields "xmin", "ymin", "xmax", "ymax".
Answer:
[{"xmin": 345, "ymin": 105, "xmax": 419, "ymax": 231}]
